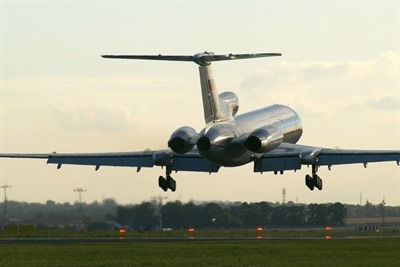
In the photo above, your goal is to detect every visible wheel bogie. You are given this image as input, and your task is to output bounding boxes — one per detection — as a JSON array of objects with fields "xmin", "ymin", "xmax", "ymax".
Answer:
[
  {"xmin": 158, "ymin": 174, "xmax": 177, "ymax": 192},
  {"xmin": 305, "ymin": 171, "xmax": 323, "ymax": 191}
]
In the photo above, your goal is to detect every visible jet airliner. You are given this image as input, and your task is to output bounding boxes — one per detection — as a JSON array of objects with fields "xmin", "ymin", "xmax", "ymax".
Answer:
[{"xmin": 1, "ymin": 52, "xmax": 399, "ymax": 192}]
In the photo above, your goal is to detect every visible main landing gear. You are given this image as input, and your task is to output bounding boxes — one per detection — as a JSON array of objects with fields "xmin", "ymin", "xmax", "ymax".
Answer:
[
  {"xmin": 158, "ymin": 166, "xmax": 177, "ymax": 192},
  {"xmin": 305, "ymin": 165, "xmax": 323, "ymax": 191}
]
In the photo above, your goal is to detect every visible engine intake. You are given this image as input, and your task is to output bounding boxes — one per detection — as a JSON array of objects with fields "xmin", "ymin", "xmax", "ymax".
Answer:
[
  {"xmin": 168, "ymin": 126, "xmax": 197, "ymax": 154},
  {"xmin": 244, "ymin": 125, "xmax": 283, "ymax": 153}
]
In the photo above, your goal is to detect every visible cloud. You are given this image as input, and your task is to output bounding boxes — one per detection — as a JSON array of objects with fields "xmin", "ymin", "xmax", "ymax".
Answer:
[
  {"xmin": 238, "ymin": 51, "xmax": 399, "ymax": 117},
  {"xmin": 367, "ymin": 94, "xmax": 399, "ymax": 111},
  {"xmin": 51, "ymin": 104, "xmax": 136, "ymax": 132}
]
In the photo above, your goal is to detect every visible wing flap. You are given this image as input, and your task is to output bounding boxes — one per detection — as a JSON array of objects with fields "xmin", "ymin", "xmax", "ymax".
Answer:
[
  {"xmin": 253, "ymin": 143, "xmax": 305, "ymax": 173},
  {"xmin": 173, "ymin": 154, "xmax": 220, "ymax": 173},
  {"xmin": 254, "ymin": 155, "xmax": 302, "ymax": 172}
]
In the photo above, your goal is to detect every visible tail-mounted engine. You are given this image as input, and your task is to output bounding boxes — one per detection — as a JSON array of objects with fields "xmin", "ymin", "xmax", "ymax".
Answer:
[
  {"xmin": 244, "ymin": 125, "xmax": 283, "ymax": 153},
  {"xmin": 168, "ymin": 126, "xmax": 197, "ymax": 154},
  {"xmin": 219, "ymin": 92, "xmax": 239, "ymax": 117}
]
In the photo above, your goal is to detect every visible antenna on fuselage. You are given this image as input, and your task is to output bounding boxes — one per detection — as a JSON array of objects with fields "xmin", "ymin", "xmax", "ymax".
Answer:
[{"xmin": 102, "ymin": 52, "xmax": 281, "ymax": 123}]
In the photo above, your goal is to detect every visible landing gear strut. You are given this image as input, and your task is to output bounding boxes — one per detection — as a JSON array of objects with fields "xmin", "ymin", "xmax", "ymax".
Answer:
[
  {"xmin": 305, "ymin": 165, "xmax": 323, "ymax": 191},
  {"xmin": 158, "ymin": 166, "xmax": 177, "ymax": 192}
]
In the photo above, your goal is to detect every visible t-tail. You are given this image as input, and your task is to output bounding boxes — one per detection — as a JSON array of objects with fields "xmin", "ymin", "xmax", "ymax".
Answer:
[
  {"xmin": 198, "ymin": 63, "xmax": 226, "ymax": 123},
  {"xmin": 102, "ymin": 52, "xmax": 281, "ymax": 125}
]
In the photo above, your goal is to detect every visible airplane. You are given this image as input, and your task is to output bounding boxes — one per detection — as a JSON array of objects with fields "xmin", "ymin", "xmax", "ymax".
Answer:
[{"xmin": 1, "ymin": 52, "xmax": 399, "ymax": 192}]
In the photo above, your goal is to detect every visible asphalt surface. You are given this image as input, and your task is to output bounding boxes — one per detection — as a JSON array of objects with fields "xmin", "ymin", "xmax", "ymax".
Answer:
[{"xmin": 1, "ymin": 235, "xmax": 397, "ymax": 244}]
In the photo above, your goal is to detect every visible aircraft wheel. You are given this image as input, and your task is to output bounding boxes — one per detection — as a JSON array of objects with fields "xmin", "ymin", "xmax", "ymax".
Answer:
[
  {"xmin": 313, "ymin": 175, "xmax": 319, "ymax": 186},
  {"xmin": 158, "ymin": 176, "xmax": 168, "ymax": 192},
  {"xmin": 171, "ymin": 180, "xmax": 177, "ymax": 192},
  {"xmin": 305, "ymin": 175, "xmax": 314, "ymax": 191},
  {"xmin": 313, "ymin": 175, "xmax": 323, "ymax": 190},
  {"xmin": 166, "ymin": 176, "xmax": 177, "ymax": 192},
  {"xmin": 158, "ymin": 176, "xmax": 164, "ymax": 187}
]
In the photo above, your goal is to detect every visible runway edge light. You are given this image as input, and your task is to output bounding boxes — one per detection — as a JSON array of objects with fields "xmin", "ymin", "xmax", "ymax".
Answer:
[
  {"xmin": 256, "ymin": 226, "xmax": 263, "ymax": 239},
  {"xmin": 325, "ymin": 225, "xmax": 331, "ymax": 239}
]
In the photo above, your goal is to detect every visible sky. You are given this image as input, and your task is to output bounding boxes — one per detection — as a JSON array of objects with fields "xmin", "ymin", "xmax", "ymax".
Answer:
[{"xmin": 0, "ymin": 1, "xmax": 399, "ymax": 206}]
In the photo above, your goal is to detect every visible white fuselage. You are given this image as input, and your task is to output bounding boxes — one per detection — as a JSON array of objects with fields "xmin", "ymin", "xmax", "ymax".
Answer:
[
  {"xmin": 196, "ymin": 104, "xmax": 303, "ymax": 167},
  {"xmin": 167, "ymin": 56, "xmax": 303, "ymax": 167}
]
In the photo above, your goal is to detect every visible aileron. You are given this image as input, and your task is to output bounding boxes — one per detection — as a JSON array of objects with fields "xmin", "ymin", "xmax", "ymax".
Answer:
[{"xmin": 317, "ymin": 150, "xmax": 400, "ymax": 166}]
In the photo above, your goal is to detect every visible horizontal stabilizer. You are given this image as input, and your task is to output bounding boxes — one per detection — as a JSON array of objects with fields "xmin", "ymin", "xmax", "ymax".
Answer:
[
  {"xmin": 102, "ymin": 55, "xmax": 194, "ymax": 62},
  {"xmin": 102, "ymin": 52, "xmax": 281, "ymax": 66}
]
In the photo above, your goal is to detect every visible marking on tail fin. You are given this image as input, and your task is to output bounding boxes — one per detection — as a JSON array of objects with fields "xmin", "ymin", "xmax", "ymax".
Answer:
[
  {"xmin": 199, "ymin": 65, "xmax": 226, "ymax": 124},
  {"xmin": 207, "ymin": 79, "xmax": 213, "ymax": 91}
]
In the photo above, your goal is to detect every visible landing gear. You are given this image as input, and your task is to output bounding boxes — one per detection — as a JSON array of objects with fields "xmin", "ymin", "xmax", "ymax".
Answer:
[
  {"xmin": 158, "ymin": 166, "xmax": 177, "ymax": 192},
  {"xmin": 305, "ymin": 165, "xmax": 323, "ymax": 191}
]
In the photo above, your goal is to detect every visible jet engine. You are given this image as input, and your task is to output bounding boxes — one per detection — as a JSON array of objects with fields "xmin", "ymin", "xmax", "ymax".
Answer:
[
  {"xmin": 168, "ymin": 126, "xmax": 197, "ymax": 154},
  {"xmin": 219, "ymin": 92, "xmax": 239, "ymax": 117},
  {"xmin": 244, "ymin": 125, "xmax": 283, "ymax": 153}
]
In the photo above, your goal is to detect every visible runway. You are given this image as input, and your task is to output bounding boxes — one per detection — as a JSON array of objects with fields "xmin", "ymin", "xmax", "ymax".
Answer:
[
  {"xmin": 0, "ymin": 237, "xmax": 315, "ymax": 244},
  {"xmin": 1, "ymin": 235, "xmax": 396, "ymax": 244}
]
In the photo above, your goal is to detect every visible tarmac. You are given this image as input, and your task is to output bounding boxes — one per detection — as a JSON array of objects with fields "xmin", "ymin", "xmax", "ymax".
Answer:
[{"xmin": 1, "ymin": 235, "xmax": 397, "ymax": 244}]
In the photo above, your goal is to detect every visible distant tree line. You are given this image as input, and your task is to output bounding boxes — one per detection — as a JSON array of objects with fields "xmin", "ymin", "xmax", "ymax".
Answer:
[
  {"xmin": 2, "ymin": 199, "xmax": 118, "ymax": 229},
  {"xmin": 117, "ymin": 201, "xmax": 347, "ymax": 230},
  {"xmin": 1, "ymin": 199, "xmax": 398, "ymax": 230},
  {"xmin": 347, "ymin": 200, "xmax": 399, "ymax": 218}
]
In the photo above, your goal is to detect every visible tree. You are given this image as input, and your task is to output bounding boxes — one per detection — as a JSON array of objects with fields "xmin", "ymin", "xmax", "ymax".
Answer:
[
  {"xmin": 326, "ymin": 203, "xmax": 346, "ymax": 226},
  {"xmin": 162, "ymin": 201, "xmax": 184, "ymax": 229}
]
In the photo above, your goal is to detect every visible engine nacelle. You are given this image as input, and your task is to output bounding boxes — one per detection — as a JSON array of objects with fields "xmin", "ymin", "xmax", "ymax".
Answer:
[
  {"xmin": 168, "ymin": 126, "xmax": 197, "ymax": 154},
  {"xmin": 244, "ymin": 125, "xmax": 283, "ymax": 153},
  {"xmin": 219, "ymin": 92, "xmax": 239, "ymax": 117}
]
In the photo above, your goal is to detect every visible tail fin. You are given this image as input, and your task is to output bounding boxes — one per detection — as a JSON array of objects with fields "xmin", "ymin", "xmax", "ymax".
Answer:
[
  {"xmin": 102, "ymin": 52, "xmax": 281, "ymax": 124},
  {"xmin": 199, "ymin": 65, "xmax": 226, "ymax": 124}
]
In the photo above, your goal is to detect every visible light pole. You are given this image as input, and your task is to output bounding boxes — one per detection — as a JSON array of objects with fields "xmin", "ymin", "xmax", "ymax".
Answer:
[
  {"xmin": 282, "ymin": 188, "xmax": 286, "ymax": 204},
  {"xmin": 152, "ymin": 196, "xmax": 167, "ymax": 230},
  {"xmin": 381, "ymin": 198, "xmax": 386, "ymax": 230},
  {"xmin": 1, "ymin": 185, "xmax": 12, "ymax": 226},
  {"xmin": 73, "ymin": 188, "xmax": 86, "ymax": 230}
]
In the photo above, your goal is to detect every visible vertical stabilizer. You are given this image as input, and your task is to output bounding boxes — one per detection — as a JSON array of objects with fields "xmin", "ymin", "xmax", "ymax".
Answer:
[
  {"xmin": 199, "ymin": 65, "xmax": 226, "ymax": 124},
  {"xmin": 101, "ymin": 52, "xmax": 281, "ymax": 124}
]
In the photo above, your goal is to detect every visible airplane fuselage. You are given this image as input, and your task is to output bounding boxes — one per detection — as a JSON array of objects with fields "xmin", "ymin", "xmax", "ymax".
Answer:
[{"xmin": 196, "ymin": 104, "xmax": 303, "ymax": 166}]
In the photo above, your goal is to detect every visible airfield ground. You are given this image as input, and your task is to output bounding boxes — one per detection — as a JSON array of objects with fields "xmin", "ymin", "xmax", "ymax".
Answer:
[
  {"xmin": 0, "ymin": 238, "xmax": 399, "ymax": 266},
  {"xmin": 0, "ymin": 229, "xmax": 399, "ymax": 266}
]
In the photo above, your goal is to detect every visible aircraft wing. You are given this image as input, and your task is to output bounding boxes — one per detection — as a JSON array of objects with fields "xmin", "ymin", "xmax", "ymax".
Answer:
[
  {"xmin": 2, "ymin": 144, "xmax": 398, "ymax": 174},
  {"xmin": 254, "ymin": 143, "xmax": 400, "ymax": 173},
  {"xmin": 0, "ymin": 149, "xmax": 220, "ymax": 173}
]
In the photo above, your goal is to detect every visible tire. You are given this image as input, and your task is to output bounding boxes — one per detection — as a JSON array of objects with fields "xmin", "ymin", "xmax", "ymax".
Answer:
[
  {"xmin": 158, "ymin": 176, "xmax": 165, "ymax": 187},
  {"xmin": 305, "ymin": 175, "xmax": 314, "ymax": 191},
  {"xmin": 171, "ymin": 180, "xmax": 177, "ymax": 192}
]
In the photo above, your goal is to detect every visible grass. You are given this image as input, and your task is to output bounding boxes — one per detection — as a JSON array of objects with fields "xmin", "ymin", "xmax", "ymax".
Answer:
[
  {"xmin": 0, "ymin": 229, "xmax": 399, "ymax": 266},
  {"xmin": 0, "ymin": 238, "xmax": 399, "ymax": 266}
]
